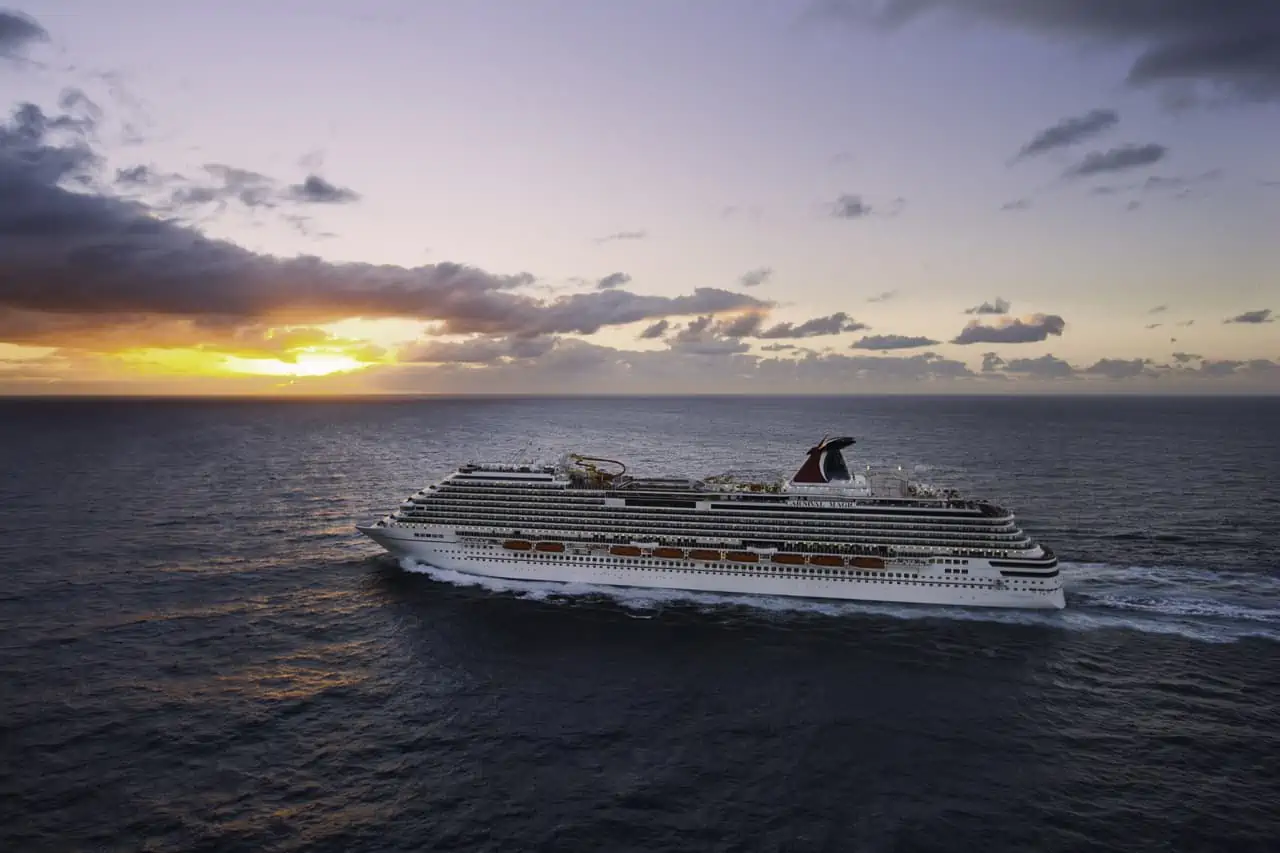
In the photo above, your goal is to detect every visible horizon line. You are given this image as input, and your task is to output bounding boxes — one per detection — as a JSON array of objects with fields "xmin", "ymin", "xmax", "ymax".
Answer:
[{"xmin": 2, "ymin": 391, "xmax": 1278, "ymax": 402}]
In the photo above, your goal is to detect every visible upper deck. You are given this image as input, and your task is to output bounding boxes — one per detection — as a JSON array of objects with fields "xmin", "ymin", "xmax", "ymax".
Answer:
[{"xmin": 446, "ymin": 442, "xmax": 999, "ymax": 515}]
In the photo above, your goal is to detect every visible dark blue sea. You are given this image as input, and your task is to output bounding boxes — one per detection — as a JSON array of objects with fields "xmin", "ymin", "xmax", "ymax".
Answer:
[{"xmin": 1, "ymin": 395, "xmax": 1277, "ymax": 852}]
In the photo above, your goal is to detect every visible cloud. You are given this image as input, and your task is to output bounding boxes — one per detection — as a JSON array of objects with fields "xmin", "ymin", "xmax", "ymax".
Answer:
[
  {"xmin": 1014, "ymin": 109, "xmax": 1118, "ymax": 161},
  {"xmin": 761, "ymin": 343, "xmax": 798, "ymax": 352},
  {"xmin": 961, "ymin": 350, "xmax": 1280, "ymax": 384},
  {"xmin": 739, "ymin": 267, "xmax": 773, "ymax": 288},
  {"xmin": 161, "ymin": 164, "xmax": 361, "ymax": 211},
  {"xmin": 1064, "ymin": 144, "xmax": 1168, "ymax": 178},
  {"xmin": 595, "ymin": 229, "xmax": 647, "ymax": 243},
  {"xmin": 0, "ymin": 99, "xmax": 769, "ymax": 348},
  {"xmin": 712, "ymin": 313, "xmax": 765, "ymax": 338},
  {"xmin": 509, "ymin": 288, "xmax": 770, "ymax": 338},
  {"xmin": 398, "ymin": 334, "xmax": 558, "ymax": 364},
  {"xmin": 1224, "ymin": 309, "xmax": 1273, "ymax": 324},
  {"xmin": 0, "ymin": 312, "xmax": 385, "ymax": 359},
  {"xmin": 951, "ymin": 314, "xmax": 1066, "ymax": 345},
  {"xmin": 756, "ymin": 312, "xmax": 869, "ymax": 338},
  {"xmin": 638, "ymin": 319, "xmax": 670, "ymax": 339},
  {"xmin": 396, "ymin": 335, "xmax": 617, "ymax": 372},
  {"xmin": 1198, "ymin": 359, "xmax": 1245, "ymax": 377},
  {"xmin": 1091, "ymin": 170, "xmax": 1224, "ymax": 201},
  {"xmin": 1143, "ymin": 170, "xmax": 1223, "ymax": 193},
  {"xmin": 867, "ymin": 290, "xmax": 897, "ymax": 303},
  {"xmin": 1145, "ymin": 323, "xmax": 1163, "ymax": 329},
  {"xmin": 815, "ymin": 0, "xmax": 1280, "ymax": 102},
  {"xmin": 831, "ymin": 194, "xmax": 873, "ymax": 219},
  {"xmin": 1001, "ymin": 354, "xmax": 1076, "ymax": 379},
  {"xmin": 1083, "ymin": 358, "xmax": 1154, "ymax": 380},
  {"xmin": 643, "ymin": 311, "xmax": 868, "ymax": 354},
  {"xmin": 1177, "ymin": 319, "xmax": 1195, "ymax": 327},
  {"xmin": 596, "ymin": 272, "xmax": 631, "ymax": 290},
  {"xmin": 668, "ymin": 316, "xmax": 752, "ymax": 356},
  {"xmin": 115, "ymin": 164, "xmax": 155, "ymax": 186},
  {"xmin": 1149, "ymin": 304, "xmax": 1168, "ymax": 314},
  {"xmin": 170, "ymin": 163, "xmax": 278, "ymax": 208},
  {"xmin": 389, "ymin": 344, "xmax": 1268, "ymax": 393},
  {"xmin": 373, "ymin": 343, "xmax": 989, "ymax": 395},
  {"xmin": 1001, "ymin": 198, "xmax": 1031, "ymax": 212},
  {"xmin": 964, "ymin": 297, "xmax": 1010, "ymax": 315},
  {"xmin": 850, "ymin": 334, "xmax": 940, "ymax": 350},
  {"xmin": 286, "ymin": 175, "xmax": 360, "ymax": 204},
  {"xmin": 0, "ymin": 9, "xmax": 47, "ymax": 59}
]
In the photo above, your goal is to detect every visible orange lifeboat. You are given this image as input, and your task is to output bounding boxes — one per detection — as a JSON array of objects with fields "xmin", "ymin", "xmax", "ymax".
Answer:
[
  {"xmin": 535, "ymin": 542, "xmax": 565, "ymax": 553},
  {"xmin": 503, "ymin": 540, "xmax": 533, "ymax": 551},
  {"xmin": 610, "ymin": 545, "xmax": 642, "ymax": 557},
  {"xmin": 850, "ymin": 556, "xmax": 886, "ymax": 569},
  {"xmin": 771, "ymin": 553, "xmax": 806, "ymax": 566},
  {"xmin": 653, "ymin": 547, "xmax": 685, "ymax": 559},
  {"xmin": 725, "ymin": 551, "xmax": 759, "ymax": 563},
  {"xmin": 689, "ymin": 549, "xmax": 722, "ymax": 561},
  {"xmin": 809, "ymin": 555, "xmax": 845, "ymax": 568}
]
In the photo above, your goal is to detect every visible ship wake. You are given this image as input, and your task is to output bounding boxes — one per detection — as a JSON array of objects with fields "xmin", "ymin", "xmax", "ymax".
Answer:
[{"xmin": 397, "ymin": 557, "xmax": 1280, "ymax": 644}]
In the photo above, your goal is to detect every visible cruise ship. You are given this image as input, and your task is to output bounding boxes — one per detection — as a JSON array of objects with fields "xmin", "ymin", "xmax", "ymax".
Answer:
[{"xmin": 357, "ymin": 436, "xmax": 1065, "ymax": 609}]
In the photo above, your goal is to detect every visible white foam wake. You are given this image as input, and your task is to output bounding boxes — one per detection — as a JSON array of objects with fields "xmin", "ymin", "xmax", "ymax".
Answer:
[{"xmin": 397, "ymin": 557, "xmax": 1280, "ymax": 643}]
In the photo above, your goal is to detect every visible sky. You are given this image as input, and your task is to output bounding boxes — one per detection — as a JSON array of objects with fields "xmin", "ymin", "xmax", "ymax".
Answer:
[{"xmin": 1, "ymin": 0, "xmax": 1277, "ymax": 395}]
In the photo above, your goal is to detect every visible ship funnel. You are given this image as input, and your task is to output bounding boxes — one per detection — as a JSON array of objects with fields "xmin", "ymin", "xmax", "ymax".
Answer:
[{"xmin": 790, "ymin": 436, "xmax": 856, "ymax": 484}]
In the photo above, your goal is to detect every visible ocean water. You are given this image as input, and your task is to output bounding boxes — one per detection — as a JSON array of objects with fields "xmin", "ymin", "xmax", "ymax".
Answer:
[{"xmin": 0, "ymin": 395, "xmax": 1277, "ymax": 853}]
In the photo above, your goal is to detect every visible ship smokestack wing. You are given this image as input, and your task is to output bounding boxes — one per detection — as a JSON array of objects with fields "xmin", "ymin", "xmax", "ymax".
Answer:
[{"xmin": 790, "ymin": 436, "xmax": 856, "ymax": 483}]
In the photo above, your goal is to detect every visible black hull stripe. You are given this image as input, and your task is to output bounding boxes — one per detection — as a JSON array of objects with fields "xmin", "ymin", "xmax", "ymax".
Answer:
[{"xmin": 1000, "ymin": 568, "xmax": 1060, "ymax": 578}]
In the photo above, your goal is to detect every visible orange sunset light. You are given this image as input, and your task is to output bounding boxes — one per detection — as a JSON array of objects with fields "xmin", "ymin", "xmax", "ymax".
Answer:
[{"xmin": 115, "ymin": 347, "xmax": 380, "ymax": 378}]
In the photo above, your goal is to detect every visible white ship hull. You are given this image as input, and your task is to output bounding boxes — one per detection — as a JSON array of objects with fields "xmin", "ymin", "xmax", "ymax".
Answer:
[{"xmin": 359, "ymin": 526, "xmax": 1066, "ymax": 610}]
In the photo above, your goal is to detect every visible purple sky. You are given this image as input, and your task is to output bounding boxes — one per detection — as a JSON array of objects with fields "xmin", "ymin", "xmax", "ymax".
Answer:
[{"xmin": 1, "ymin": 0, "xmax": 1277, "ymax": 393}]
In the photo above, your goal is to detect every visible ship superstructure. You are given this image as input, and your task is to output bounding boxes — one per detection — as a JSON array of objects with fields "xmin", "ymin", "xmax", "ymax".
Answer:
[{"xmin": 357, "ymin": 436, "xmax": 1064, "ymax": 609}]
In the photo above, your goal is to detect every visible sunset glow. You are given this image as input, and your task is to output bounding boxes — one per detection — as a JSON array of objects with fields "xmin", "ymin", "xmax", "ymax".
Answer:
[
  {"xmin": 1, "ymin": 3, "xmax": 1276, "ymax": 395},
  {"xmin": 222, "ymin": 352, "xmax": 376, "ymax": 378}
]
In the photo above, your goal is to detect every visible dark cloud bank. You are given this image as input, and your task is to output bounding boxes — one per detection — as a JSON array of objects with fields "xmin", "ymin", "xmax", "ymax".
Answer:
[
  {"xmin": 817, "ymin": 0, "xmax": 1280, "ymax": 102},
  {"xmin": 0, "ymin": 96, "xmax": 768, "ymax": 351},
  {"xmin": 0, "ymin": 9, "xmax": 47, "ymax": 59}
]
